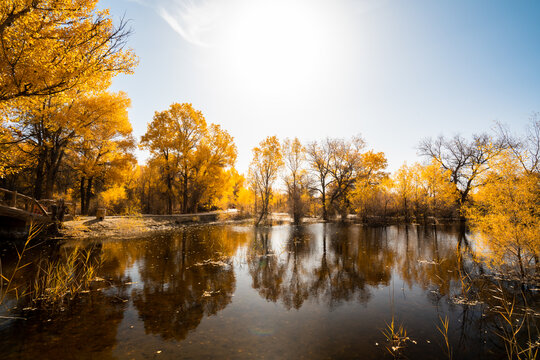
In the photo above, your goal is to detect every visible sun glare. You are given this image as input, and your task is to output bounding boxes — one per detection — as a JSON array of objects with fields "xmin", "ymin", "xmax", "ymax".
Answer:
[{"xmin": 216, "ymin": 0, "xmax": 336, "ymax": 98}]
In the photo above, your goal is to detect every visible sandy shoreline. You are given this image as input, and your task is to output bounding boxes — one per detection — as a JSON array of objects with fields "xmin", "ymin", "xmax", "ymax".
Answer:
[{"xmin": 60, "ymin": 212, "xmax": 254, "ymax": 239}]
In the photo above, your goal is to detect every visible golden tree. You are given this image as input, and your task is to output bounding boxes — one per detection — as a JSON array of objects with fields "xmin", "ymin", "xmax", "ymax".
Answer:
[
  {"xmin": 188, "ymin": 123, "xmax": 237, "ymax": 211},
  {"xmin": 141, "ymin": 103, "xmax": 237, "ymax": 214},
  {"xmin": 326, "ymin": 136, "xmax": 365, "ymax": 219},
  {"xmin": 168, "ymin": 103, "xmax": 208, "ymax": 212},
  {"xmin": 466, "ymin": 150, "xmax": 539, "ymax": 277},
  {"xmin": 307, "ymin": 136, "xmax": 386, "ymax": 221},
  {"xmin": 467, "ymin": 119, "xmax": 540, "ymax": 278},
  {"xmin": 419, "ymin": 160, "xmax": 458, "ymax": 218},
  {"xmin": 391, "ymin": 161, "xmax": 457, "ymax": 222},
  {"xmin": 282, "ymin": 137, "xmax": 309, "ymax": 225},
  {"xmin": 393, "ymin": 163, "xmax": 414, "ymax": 222},
  {"xmin": 249, "ymin": 136, "xmax": 283, "ymax": 225},
  {"xmin": 0, "ymin": 0, "xmax": 136, "ymax": 104},
  {"xmin": 4, "ymin": 91, "xmax": 133, "ymax": 199},
  {"xmin": 141, "ymin": 105, "xmax": 185, "ymax": 214},
  {"xmin": 350, "ymin": 150, "xmax": 388, "ymax": 220},
  {"xmin": 306, "ymin": 139, "xmax": 333, "ymax": 220},
  {"xmin": 68, "ymin": 92, "xmax": 135, "ymax": 214}
]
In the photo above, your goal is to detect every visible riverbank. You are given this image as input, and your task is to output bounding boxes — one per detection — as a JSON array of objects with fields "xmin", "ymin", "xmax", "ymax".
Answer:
[
  {"xmin": 60, "ymin": 211, "xmax": 253, "ymax": 239},
  {"xmin": 59, "ymin": 212, "xmax": 462, "ymax": 239}
]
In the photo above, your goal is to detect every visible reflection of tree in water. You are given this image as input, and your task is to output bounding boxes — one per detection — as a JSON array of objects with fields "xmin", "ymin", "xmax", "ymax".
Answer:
[
  {"xmin": 0, "ymin": 241, "xmax": 128, "ymax": 360},
  {"xmin": 249, "ymin": 224, "xmax": 396, "ymax": 310},
  {"xmin": 249, "ymin": 226, "xmax": 317, "ymax": 309},
  {"xmin": 388, "ymin": 224, "xmax": 534, "ymax": 357},
  {"xmin": 1, "ymin": 226, "xmax": 250, "ymax": 357},
  {"xmin": 247, "ymin": 222, "xmax": 519, "ymax": 323},
  {"xmin": 280, "ymin": 227, "xmax": 312, "ymax": 309},
  {"xmin": 311, "ymin": 224, "xmax": 394, "ymax": 307},
  {"xmin": 0, "ymin": 291, "xmax": 127, "ymax": 360},
  {"xmin": 1, "ymin": 224, "xmax": 536, "ymax": 359},
  {"xmin": 392, "ymin": 224, "xmax": 483, "ymax": 299},
  {"xmin": 249, "ymin": 227, "xmax": 287, "ymax": 303},
  {"xmin": 132, "ymin": 226, "xmax": 248, "ymax": 341}
]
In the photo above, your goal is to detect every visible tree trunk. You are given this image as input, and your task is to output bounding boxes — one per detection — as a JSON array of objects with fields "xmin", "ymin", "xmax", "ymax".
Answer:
[
  {"xmin": 517, "ymin": 247, "xmax": 526, "ymax": 279},
  {"xmin": 167, "ymin": 173, "xmax": 172, "ymax": 215},
  {"xmin": 33, "ymin": 148, "xmax": 48, "ymax": 200},
  {"xmin": 33, "ymin": 159, "xmax": 45, "ymax": 200},
  {"xmin": 253, "ymin": 190, "xmax": 258, "ymax": 216},
  {"xmin": 80, "ymin": 177, "xmax": 85, "ymax": 215},
  {"xmin": 44, "ymin": 171, "xmax": 54, "ymax": 199},
  {"xmin": 256, "ymin": 191, "xmax": 269, "ymax": 226},
  {"xmin": 83, "ymin": 177, "xmax": 93, "ymax": 215},
  {"xmin": 404, "ymin": 198, "xmax": 409, "ymax": 223},
  {"xmin": 146, "ymin": 181, "xmax": 151, "ymax": 214},
  {"xmin": 44, "ymin": 147, "xmax": 64, "ymax": 199},
  {"xmin": 163, "ymin": 153, "xmax": 173, "ymax": 215},
  {"xmin": 321, "ymin": 188, "xmax": 327, "ymax": 221},
  {"xmin": 457, "ymin": 189, "xmax": 469, "ymax": 221},
  {"xmin": 182, "ymin": 174, "xmax": 188, "ymax": 214},
  {"xmin": 293, "ymin": 196, "xmax": 300, "ymax": 225}
]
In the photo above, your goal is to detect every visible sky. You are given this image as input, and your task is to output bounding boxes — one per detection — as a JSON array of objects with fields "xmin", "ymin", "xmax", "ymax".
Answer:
[{"xmin": 100, "ymin": 0, "xmax": 540, "ymax": 173}]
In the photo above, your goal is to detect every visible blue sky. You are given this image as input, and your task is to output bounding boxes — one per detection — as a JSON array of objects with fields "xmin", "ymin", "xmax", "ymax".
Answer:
[{"xmin": 101, "ymin": 0, "xmax": 540, "ymax": 173}]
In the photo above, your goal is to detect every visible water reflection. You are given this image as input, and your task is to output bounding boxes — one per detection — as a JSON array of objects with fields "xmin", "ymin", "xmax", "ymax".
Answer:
[
  {"xmin": 0, "ymin": 291, "xmax": 127, "ymax": 359},
  {"xmin": 131, "ymin": 228, "xmax": 242, "ymax": 341},
  {"xmin": 249, "ymin": 225, "xmax": 456, "ymax": 309},
  {"xmin": 0, "ymin": 223, "xmax": 537, "ymax": 359}
]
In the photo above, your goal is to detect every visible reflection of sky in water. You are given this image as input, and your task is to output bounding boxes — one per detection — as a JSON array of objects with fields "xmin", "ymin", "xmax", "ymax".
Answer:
[{"xmin": 0, "ymin": 223, "xmax": 533, "ymax": 359}]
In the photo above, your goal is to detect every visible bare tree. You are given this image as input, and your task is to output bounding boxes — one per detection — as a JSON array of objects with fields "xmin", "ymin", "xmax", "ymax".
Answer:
[
  {"xmin": 496, "ymin": 115, "xmax": 540, "ymax": 174},
  {"xmin": 418, "ymin": 133, "xmax": 505, "ymax": 211}
]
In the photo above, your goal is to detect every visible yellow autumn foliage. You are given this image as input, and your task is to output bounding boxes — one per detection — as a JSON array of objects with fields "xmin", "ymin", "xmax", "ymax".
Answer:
[
  {"xmin": 466, "ymin": 150, "xmax": 540, "ymax": 276},
  {"xmin": 0, "ymin": 0, "xmax": 137, "ymax": 105},
  {"xmin": 141, "ymin": 103, "xmax": 237, "ymax": 214},
  {"xmin": 101, "ymin": 185, "xmax": 127, "ymax": 211},
  {"xmin": 248, "ymin": 135, "xmax": 284, "ymax": 224}
]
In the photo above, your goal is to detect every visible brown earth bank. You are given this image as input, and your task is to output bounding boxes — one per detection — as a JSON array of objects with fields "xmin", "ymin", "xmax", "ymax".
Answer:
[{"xmin": 59, "ymin": 210, "xmax": 254, "ymax": 239}]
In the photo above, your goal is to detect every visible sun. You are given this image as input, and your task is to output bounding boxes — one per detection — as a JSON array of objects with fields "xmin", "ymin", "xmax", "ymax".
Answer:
[{"xmin": 215, "ymin": 0, "xmax": 336, "ymax": 99}]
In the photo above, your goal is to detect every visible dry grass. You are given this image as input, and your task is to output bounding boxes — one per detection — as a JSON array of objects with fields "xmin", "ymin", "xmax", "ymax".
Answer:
[
  {"xmin": 32, "ymin": 244, "xmax": 103, "ymax": 307},
  {"xmin": 381, "ymin": 316, "xmax": 411, "ymax": 359},
  {"xmin": 437, "ymin": 315, "xmax": 453, "ymax": 360},
  {"xmin": 493, "ymin": 285, "xmax": 540, "ymax": 360},
  {"xmin": 1, "ymin": 222, "xmax": 104, "ymax": 312},
  {"xmin": 115, "ymin": 215, "xmax": 144, "ymax": 232},
  {"xmin": 0, "ymin": 222, "xmax": 43, "ymax": 306}
]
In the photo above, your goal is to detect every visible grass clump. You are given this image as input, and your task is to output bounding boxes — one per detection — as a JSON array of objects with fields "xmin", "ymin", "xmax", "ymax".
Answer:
[
  {"xmin": 381, "ymin": 316, "xmax": 411, "ymax": 359},
  {"xmin": 1, "ymin": 222, "xmax": 105, "ymax": 311},
  {"xmin": 493, "ymin": 284, "xmax": 540, "ymax": 360},
  {"xmin": 32, "ymin": 244, "xmax": 103, "ymax": 307},
  {"xmin": 0, "ymin": 223, "xmax": 43, "ymax": 307}
]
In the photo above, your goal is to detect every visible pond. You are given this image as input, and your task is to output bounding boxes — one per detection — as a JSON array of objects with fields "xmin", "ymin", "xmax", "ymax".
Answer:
[{"xmin": 0, "ymin": 223, "xmax": 537, "ymax": 359}]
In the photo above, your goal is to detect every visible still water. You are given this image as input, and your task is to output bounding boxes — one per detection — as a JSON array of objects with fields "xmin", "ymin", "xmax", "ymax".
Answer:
[{"xmin": 0, "ymin": 223, "xmax": 535, "ymax": 359}]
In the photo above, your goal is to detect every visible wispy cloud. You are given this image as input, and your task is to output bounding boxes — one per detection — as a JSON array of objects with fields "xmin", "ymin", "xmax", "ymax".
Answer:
[{"xmin": 132, "ymin": 0, "xmax": 224, "ymax": 47}]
